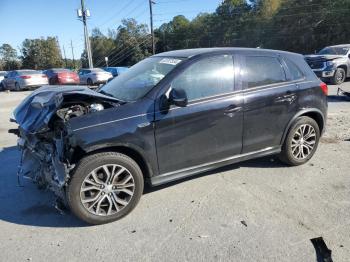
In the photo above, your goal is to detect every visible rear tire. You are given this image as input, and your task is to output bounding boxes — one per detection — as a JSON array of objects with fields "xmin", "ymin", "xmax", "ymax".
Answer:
[
  {"xmin": 67, "ymin": 152, "xmax": 144, "ymax": 225},
  {"xmin": 279, "ymin": 116, "xmax": 320, "ymax": 166},
  {"xmin": 331, "ymin": 68, "xmax": 346, "ymax": 85},
  {"xmin": 87, "ymin": 78, "xmax": 93, "ymax": 86},
  {"xmin": 15, "ymin": 82, "xmax": 21, "ymax": 91}
]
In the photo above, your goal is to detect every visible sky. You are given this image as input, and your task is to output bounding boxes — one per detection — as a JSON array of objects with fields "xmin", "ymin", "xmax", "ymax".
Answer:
[{"xmin": 0, "ymin": 0, "xmax": 222, "ymax": 59}]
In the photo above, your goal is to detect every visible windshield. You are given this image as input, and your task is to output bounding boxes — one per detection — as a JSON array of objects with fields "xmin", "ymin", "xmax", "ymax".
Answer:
[
  {"xmin": 318, "ymin": 47, "xmax": 349, "ymax": 55},
  {"xmin": 99, "ymin": 57, "xmax": 183, "ymax": 102},
  {"xmin": 52, "ymin": 69, "xmax": 71, "ymax": 73},
  {"xmin": 0, "ymin": 72, "xmax": 6, "ymax": 76}
]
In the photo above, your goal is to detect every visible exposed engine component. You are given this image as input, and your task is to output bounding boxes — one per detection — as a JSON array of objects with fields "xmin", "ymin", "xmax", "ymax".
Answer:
[
  {"xmin": 89, "ymin": 103, "xmax": 104, "ymax": 112},
  {"xmin": 56, "ymin": 105, "xmax": 87, "ymax": 121}
]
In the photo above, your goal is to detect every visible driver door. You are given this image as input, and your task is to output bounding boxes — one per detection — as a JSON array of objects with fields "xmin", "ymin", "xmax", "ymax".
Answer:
[{"xmin": 154, "ymin": 54, "xmax": 244, "ymax": 175}]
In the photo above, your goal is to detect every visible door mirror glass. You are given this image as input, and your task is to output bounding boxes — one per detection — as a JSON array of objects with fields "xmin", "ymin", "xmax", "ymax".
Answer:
[{"xmin": 169, "ymin": 88, "xmax": 188, "ymax": 107}]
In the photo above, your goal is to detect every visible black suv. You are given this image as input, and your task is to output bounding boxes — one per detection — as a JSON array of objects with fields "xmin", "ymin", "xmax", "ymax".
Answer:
[{"xmin": 12, "ymin": 48, "xmax": 328, "ymax": 224}]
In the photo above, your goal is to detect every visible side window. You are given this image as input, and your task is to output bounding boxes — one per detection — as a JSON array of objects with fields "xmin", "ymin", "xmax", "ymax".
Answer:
[
  {"xmin": 171, "ymin": 55, "xmax": 234, "ymax": 101},
  {"xmin": 244, "ymin": 56, "xmax": 286, "ymax": 88},
  {"xmin": 284, "ymin": 58, "xmax": 304, "ymax": 80}
]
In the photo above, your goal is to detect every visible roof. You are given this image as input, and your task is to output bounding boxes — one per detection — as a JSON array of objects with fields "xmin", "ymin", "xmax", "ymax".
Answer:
[
  {"xmin": 154, "ymin": 47, "xmax": 300, "ymax": 58},
  {"xmin": 328, "ymin": 44, "xmax": 350, "ymax": 48}
]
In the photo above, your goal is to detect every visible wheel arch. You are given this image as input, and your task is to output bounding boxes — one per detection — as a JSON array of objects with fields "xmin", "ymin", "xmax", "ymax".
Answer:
[
  {"xmin": 281, "ymin": 109, "xmax": 325, "ymax": 145},
  {"xmin": 338, "ymin": 64, "xmax": 348, "ymax": 75},
  {"xmin": 70, "ymin": 144, "xmax": 153, "ymax": 180}
]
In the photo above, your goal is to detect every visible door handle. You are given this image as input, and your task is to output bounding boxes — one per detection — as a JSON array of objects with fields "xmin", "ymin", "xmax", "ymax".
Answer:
[{"xmin": 224, "ymin": 105, "xmax": 242, "ymax": 117}]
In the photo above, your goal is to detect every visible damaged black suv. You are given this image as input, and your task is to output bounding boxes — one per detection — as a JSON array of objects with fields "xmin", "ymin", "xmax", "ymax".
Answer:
[{"xmin": 11, "ymin": 48, "xmax": 328, "ymax": 224}]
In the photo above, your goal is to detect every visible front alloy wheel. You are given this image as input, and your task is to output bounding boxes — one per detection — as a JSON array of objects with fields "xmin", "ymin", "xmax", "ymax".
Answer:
[
  {"xmin": 80, "ymin": 164, "xmax": 135, "ymax": 216},
  {"xmin": 67, "ymin": 152, "xmax": 144, "ymax": 225}
]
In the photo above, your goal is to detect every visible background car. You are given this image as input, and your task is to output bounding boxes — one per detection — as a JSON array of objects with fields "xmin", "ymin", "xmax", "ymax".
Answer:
[
  {"xmin": 78, "ymin": 68, "xmax": 113, "ymax": 86},
  {"xmin": 103, "ymin": 67, "xmax": 128, "ymax": 78},
  {"xmin": 44, "ymin": 68, "xmax": 79, "ymax": 85},
  {"xmin": 2, "ymin": 70, "xmax": 48, "ymax": 91},
  {"xmin": 305, "ymin": 44, "xmax": 350, "ymax": 85},
  {"xmin": 0, "ymin": 71, "xmax": 7, "ymax": 90}
]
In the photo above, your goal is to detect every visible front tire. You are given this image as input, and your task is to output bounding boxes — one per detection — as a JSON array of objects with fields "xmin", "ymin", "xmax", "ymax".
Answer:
[
  {"xmin": 67, "ymin": 152, "xmax": 144, "ymax": 225},
  {"xmin": 279, "ymin": 116, "xmax": 320, "ymax": 166},
  {"xmin": 331, "ymin": 68, "xmax": 346, "ymax": 85}
]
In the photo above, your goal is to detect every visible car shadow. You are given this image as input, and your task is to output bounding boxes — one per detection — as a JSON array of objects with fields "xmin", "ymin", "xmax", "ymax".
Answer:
[
  {"xmin": 0, "ymin": 146, "xmax": 284, "ymax": 227},
  {"xmin": 328, "ymin": 95, "xmax": 350, "ymax": 102},
  {"xmin": 144, "ymin": 155, "xmax": 285, "ymax": 194}
]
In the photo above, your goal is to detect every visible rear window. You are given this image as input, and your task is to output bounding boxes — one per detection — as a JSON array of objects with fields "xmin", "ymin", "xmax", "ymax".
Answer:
[
  {"xmin": 244, "ymin": 56, "xmax": 286, "ymax": 88},
  {"xmin": 91, "ymin": 68, "xmax": 104, "ymax": 72},
  {"xmin": 18, "ymin": 70, "xmax": 38, "ymax": 75},
  {"xmin": 284, "ymin": 58, "xmax": 304, "ymax": 80},
  {"xmin": 52, "ymin": 69, "xmax": 71, "ymax": 73}
]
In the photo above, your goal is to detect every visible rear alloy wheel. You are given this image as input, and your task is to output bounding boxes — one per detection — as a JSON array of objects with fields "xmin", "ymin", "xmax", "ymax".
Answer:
[
  {"xmin": 331, "ymin": 68, "xmax": 346, "ymax": 85},
  {"xmin": 67, "ymin": 152, "xmax": 144, "ymax": 225},
  {"xmin": 87, "ymin": 78, "xmax": 93, "ymax": 86},
  {"xmin": 279, "ymin": 116, "xmax": 320, "ymax": 166}
]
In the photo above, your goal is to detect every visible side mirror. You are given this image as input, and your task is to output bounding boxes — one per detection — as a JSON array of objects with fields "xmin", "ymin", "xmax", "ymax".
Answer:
[
  {"xmin": 4, "ymin": 75, "xmax": 7, "ymax": 79},
  {"xmin": 348, "ymin": 54, "xmax": 350, "ymax": 59},
  {"xmin": 169, "ymin": 88, "xmax": 188, "ymax": 107}
]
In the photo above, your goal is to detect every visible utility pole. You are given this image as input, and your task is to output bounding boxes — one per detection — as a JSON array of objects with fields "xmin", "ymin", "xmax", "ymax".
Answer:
[
  {"xmin": 149, "ymin": 0, "xmax": 155, "ymax": 55},
  {"xmin": 70, "ymin": 40, "xmax": 76, "ymax": 69},
  {"xmin": 62, "ymin": 45, "xmax": 68, "ymax": 68},
  {"xmin": 78, "ymin": 0, "xmax": 93, "ymax": 68}
]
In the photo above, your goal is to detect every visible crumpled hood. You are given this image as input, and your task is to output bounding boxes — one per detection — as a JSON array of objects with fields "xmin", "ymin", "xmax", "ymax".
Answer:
[
  {"xmin": 304, "ymin": 54, "xmax": 344, "ymax": 61},
  {"xmin": 13, "ymin": 85, "xmax": 119, "ymax": 134}
]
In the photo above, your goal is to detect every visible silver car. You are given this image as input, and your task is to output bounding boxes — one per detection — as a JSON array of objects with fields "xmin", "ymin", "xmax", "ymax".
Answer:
[
  {"xmin": 2, "ymin": 70, "xmax": 49, "ymax": 91},
  {"xmin": 78, "ymin": 68, "xmax": 113, "ymax": 86}
]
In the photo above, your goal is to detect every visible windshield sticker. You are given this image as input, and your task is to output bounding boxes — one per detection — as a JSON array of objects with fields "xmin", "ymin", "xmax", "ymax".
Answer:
[{"xmin": 159, "ymin": 58, "xmax": 182, "ymax": 65}]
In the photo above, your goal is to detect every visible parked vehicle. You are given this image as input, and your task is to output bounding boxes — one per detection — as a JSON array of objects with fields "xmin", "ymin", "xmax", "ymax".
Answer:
[
  {"xmin": 44, "ymin": 68, "xmax": 80, "ymax": 85},
  {"xmin": 305, "ymin": 44, "xmax": 350, "ymax": 85},
  {"xmin": 0, "ymin": 71, "xmax": 7, "ymax": 90},
  {"xmin": 11, "ymin": 48, "xmax": 327, "ymax": 224},
  {"xmin": 2, "ymin": 70, "xmax": 48, "ymax": 91},
  {"xmin": 103, "ymin": 67, "xmax": 128, "ymax": 78},
  {"xmin": 78, "ymin": 68, "xmax": 113, "ymax": 86}
]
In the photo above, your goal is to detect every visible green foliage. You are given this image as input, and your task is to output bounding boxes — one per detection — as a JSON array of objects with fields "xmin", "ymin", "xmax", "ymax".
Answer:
[
  {"xmin": 0, "ymin": 44, "xmax": 21, "ymax": 71},
  {"xmin": 155, "ymin": 0, "xmax": 350, "ymax": 54},
  {"xmin": 86, "ymin": 19, "xmax": 152, "ymax": 68},
  {"xmin": 21, "ymin": 37, "xmax": 63, "ymax": 69}
]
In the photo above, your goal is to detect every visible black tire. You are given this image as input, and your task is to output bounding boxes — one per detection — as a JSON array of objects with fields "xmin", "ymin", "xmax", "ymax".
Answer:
[
  {"xmin": 279, "ymin": 116, "xmax": 320, "ymax": 166},
  {"xmin": 15, "ymin": 82, "xmax": 21, "ymax": 91},
  {"xmin": 67, "ymin": 152, "xmax": 144, "ymax": 225},
  {"xmin": 87, "ymin": 78, "xmax": 93, "ymax": 86},
  {"xmin": 49, "ymin": 78, "xmax": 56, "ymax": 85},
  {"xmin": 331, "ymin": 68, "xmax": 346, "ymax": 85}
]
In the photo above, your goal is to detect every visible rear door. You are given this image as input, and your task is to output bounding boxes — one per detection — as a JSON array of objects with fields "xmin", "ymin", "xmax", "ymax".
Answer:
[
  {"xmin": 241, "ymin": 54, "xmax": 299, "ymax": 153},
  {"xmin": 154, "ymin": 54, "xmax": 244, "ymax": 174}
]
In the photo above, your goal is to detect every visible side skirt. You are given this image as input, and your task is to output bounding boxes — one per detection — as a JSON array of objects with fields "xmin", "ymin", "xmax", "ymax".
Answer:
[{"xmin": 150, "ymin": 146, "xmax": 281, "ymax": 186}]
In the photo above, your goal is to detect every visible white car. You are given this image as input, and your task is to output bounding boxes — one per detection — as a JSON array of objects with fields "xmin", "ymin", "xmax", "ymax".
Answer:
[
  {"xmin": 0, "ymin": 71, "xmax": 7, "ymax": 90},
  {"xmin": 78, "ymin": 68, "xmax": 113, "ymax": 86},
  {"xmin": 2, "ymin": 70, "xmax": 48, "ymax": 91}
]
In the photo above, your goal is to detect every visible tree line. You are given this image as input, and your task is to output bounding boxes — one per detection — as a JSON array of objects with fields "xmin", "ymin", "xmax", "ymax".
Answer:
[{"xmin": 1, "ymin": 0, "xmax": 350, "ymax": 71}]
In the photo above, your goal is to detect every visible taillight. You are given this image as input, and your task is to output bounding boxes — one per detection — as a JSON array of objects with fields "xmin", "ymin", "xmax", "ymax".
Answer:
[
  {"xmin": 20, "ymin": 75, "xmax": 31, "ymax": 79},
  {"xmin": 320, "ymin": 82, "xmax": 328, "ymax": 95}
]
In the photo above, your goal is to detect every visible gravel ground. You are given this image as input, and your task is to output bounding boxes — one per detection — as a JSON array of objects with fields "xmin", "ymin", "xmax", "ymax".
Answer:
[{"xmin": 0, "ymin": 83, "xmax": 349, "ymax": 262}]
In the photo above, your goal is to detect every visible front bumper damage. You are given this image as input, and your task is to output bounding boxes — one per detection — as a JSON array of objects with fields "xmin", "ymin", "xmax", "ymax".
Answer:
[
  {"xmin": 10, "ymin": 85, "xmax": 120, "ymax": 201},
  {"xmin": 16, "ymin": 130, "xmax": 73, "ymax": 199}
]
